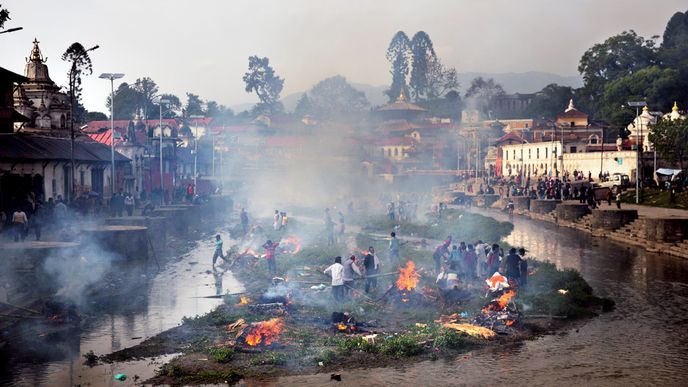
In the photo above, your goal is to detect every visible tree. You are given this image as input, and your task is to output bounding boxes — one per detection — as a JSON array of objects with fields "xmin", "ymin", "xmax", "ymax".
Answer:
[
  {"xmin": 307, "ymin": 75, "xmax": 370, "ymax": 119},
  {"xmin": 426, "ymin": 58, "xmax": 459, "ymax": 99},
  {"xmin": 185, "ymin": 93, "xmax": 204, "ymax": 116},
  {"xmin": 133, "ymin": 77, "xmax": 159, "ymax": 119},
  {"xmin": 106, "ymin": 83, "xmax": 141, "ymax": 119},
  {"xmin": 205, "ymin": 100, "xmax": 234, "ymax": 121},
  {"xmin": 385, "ymin": 31, "xmax": 411, "ymax": 102},
  {"xmin": 659, "ymin": 10, "xmax": 688, "ymax": 78},
  {"xmin": 158, "ymin": 93, "xmax": 181, "ymax": 118},
  {"xmin": 62, "ymin": 42, "xmax": 94, "ymax": 124},
  {"xmin": 597, "ymin": 66, "xmax": 682, "ymax": 126},
  {"xmin": 242, "ymin": 56, "xmax": 284, "ymax": 114},
  {"xmin": 649, "ymin": 118, "xmax": 688, "ymax": 169},
  {"xmin": 525, "ymin": 84, "xmax": 576, "ymax": 119},
  {"xmin": 85, "ymin": 111, "xmax": 108, "ymax": 121},
  {"xmin": 294, "ymin": 93, "xmax": 314, "ymax": 117},
  {"xmin": 0, "ymin": 4, "xmax": 10, "ymax": 29},
  {"xmin": 464, "ymin": 77, "xmax": 505, "ymax": 116},
  {"xmin": 409, "ymin": 31, "xmax": 436, "ymax": 100},
  {"xmin": 419, "ymin": 89, "xmax": 462, "ymax": 121},
  {"xmin": 578, "ymin": 30, "xmax": 658, "ymax": 109}
]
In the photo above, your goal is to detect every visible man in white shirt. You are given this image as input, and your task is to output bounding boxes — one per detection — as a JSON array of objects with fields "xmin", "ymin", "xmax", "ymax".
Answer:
[
  {"xmin": 12, "ymin": 209, "xmax": 28, "ymax": 242},
  {"xmin": 324, "ymin": 256, "xmax": 344, "ymax": 301}
]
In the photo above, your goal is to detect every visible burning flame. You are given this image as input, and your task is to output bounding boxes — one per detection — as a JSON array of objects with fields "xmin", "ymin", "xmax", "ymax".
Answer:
[
  {"xmin": 337, "ymin": 323, "xmax": 347, "ymax": 331},
  {"xmin": 280, "ymin": 236, "xmax": 302, "ymax": 254},
  {"xmin": 245, "ymin": 318, "xmax": 284, "ymax": 346},
  {"xmin": 496, "ymin": 290, "xmax": 516, "ymax": 309},
  {"xmin": 506, "ymin": 320, "xmax": 515, "ymax": 326},
  {"xmin": 238, "ymin": 296, "xmax": 250, "ymax": 305},
  {"xmin": 242, "ymin": 248, "xmax": 260, "ymax": 258},
  {"xmin": 396, "ymin": 261, "xmax": 420, "ymax": 291}
]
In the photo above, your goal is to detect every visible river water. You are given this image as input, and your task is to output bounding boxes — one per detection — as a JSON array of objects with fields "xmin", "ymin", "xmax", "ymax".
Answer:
[
  {"xmin": 0, "ymin": 229, "xmax": 244, "ymax": 387},
  {"xmin": 271, "ymin": 210, "xmax": 688, "ymax": 387}
]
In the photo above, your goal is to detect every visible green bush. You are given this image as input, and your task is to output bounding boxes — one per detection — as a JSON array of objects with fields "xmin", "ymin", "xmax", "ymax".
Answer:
[
  {"xmin": 249, "ymin": 351, "xmax": 288, "ymax": 366},
  {"xmin": 314, "ymin": 349, "xmax": 337, "ymax": 365},
  {"xmin": 433, "ymin": 329, "xmax": 476, "ymax": 351},
  {"xmin": 379, "ymin": 334, "xmax": 424, "ymax": 357},
  {"xmin": 208, "ymin": 347, "xmax": 234, "ymax": 363}
]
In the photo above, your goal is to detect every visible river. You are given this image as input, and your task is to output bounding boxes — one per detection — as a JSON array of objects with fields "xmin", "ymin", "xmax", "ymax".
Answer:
[
  {"xmin": 270, "ymin": 210, "xmax": 688, "ymax": 387},
  {"xmin": 0, "ymin": 228, "xmax": 244, "ymax": 387}
]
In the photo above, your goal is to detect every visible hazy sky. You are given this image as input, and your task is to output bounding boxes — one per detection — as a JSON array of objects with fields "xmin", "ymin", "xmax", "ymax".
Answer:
[{"xmin": 1, "ymin": 0, "xmax": 685, "ymax": 113}]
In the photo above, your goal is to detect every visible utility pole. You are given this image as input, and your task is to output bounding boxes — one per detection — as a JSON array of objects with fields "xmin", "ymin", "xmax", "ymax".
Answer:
[
  {"xmin": 627, "ymin": 101, "xmax": 646, "ymax": 204},
  {"xmin": 99, "ymin": 72, "xmax": 125, "ymax": 196}
]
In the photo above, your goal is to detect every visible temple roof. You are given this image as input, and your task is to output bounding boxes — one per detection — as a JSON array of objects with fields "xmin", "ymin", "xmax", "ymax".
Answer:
[{"xmin": 377, "ymin": 90, "xmax": 426, "ymax": 112}]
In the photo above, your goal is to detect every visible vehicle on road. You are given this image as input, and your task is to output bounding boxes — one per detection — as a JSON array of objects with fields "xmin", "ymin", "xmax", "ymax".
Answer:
[{"xmin": 599, "ymin": 174, "xmax": 630, "ymax": 191}]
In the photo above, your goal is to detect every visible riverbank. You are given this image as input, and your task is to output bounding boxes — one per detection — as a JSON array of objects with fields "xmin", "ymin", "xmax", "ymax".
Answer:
[{"xmin": 98, "ymin": 208, "xmax": 612, "ymax": 385}]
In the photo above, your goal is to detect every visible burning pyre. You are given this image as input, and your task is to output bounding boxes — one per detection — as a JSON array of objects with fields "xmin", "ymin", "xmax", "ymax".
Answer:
[
  {"xmin": 244, "ymin": 318, "xmax": 285, "ymax": 346},
  {"xmin": 475, "ymin": 289, "xmax": 520, "ymax": 333}
]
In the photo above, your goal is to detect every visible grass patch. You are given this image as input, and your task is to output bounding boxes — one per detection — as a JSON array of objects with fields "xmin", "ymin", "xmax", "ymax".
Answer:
[
  {"xmin": 208, "ymin": 347, "xmax": 234, "ymax": 363},
  {"xmin": 621, "ymin": 188, "xmax": 688, "ymax": 209},
  {"xmin": 520, "ymin": 261, "xmax": 614, "ymax": 318},
  {"xmin": 249, "ymin": 351, "xmax": 288, "ymax": 366},
  {"xmin": 378, "ymin": 333, "xmax": 424, "ymax": 357}
]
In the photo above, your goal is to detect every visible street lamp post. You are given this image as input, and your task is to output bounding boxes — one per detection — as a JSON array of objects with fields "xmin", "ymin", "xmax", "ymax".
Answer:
[
  {"xmin": 157, "ymin": 99, "xmax": 170, "ymax": 194},
  {"xmin": 627, "ymin": 101, "xmax": 647, "ymax": 204},
  {"xmin": 189, "ymin": 115, "xmax": 204, "ymax": 196},
  {"xmin": 68, "ymin": 44, "xmax": 99, "ymax": 202},
  {"xmin": 99, "ymin": 73, "xmax": 125, "ymax": 196}
]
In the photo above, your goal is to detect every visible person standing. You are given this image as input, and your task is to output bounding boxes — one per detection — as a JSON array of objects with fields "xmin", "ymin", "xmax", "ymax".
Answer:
[
  {"xmin": 324, "ymin": 256, "xmax": 344, "ymax": 302},
  {"xmin": 281, "ymin": 212, "xmax": 288, "ymax": 230},
  {"xmin": 486, "ymin": 244, "xmax": 502, "ymax": 275},
  {"xmin": 212, "ymin": 234, "xmax": 226, "ymax": 269},
  {"xmin": 616, "ymin": 191, "xmax": 622, "ymax": 209},
  {"xmin": 124, "ymin": 194, "xmax": 134, "ymax": 216},
  {"xmin": 463, "ymin": 244, "xmax": 478, "ymax": 280},
  {"xmin": 518, "ymin": 248, "xmax": 529, "ymax": 287},
  {"xmin": 240, "ymin": 208, "xmax": 249, "ymax": 234},
  {"xmin": 363, "ymin": 247, "xmax": 381, "ymax": 293},
  {"xmin": 33, "ymin": 203, "xmax": 45, "ymax": 241},
  {"xmin": 263, "ymin": 239, "xmax": 280, "ymax": 275},
  {"xmin": 273, "ymin": 210, "xmax": 280, "ymax": 231},
  {"xmin": 504, "ymin": 248, "xmax": 523, "ymax": 284},
  {"xmin": 11, "ymin": 208, "xmax": 28, "ymax": 242},
  {"xmin": 325, "ymin": 208, "xmax": 335, "ymax": 246},
  {"xmin": 389, "ymin": 232, "xmax": 400, "ymax": 267},
  {"xmin": 433, "ymin": 241, "xmax": 450, "ymax": 274},
  {"xmin": 342, "ymin": 255, "xmax": 361, "ymax": 295}
]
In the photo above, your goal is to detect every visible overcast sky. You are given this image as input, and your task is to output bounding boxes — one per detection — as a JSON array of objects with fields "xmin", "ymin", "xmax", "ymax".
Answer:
[{"xmin": 1, "ymin": 0, "xmax": 685, "ymax": 114}]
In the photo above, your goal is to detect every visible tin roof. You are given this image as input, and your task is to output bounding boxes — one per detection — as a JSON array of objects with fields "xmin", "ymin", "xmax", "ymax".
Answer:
[{"xmin": 0, "ymin": 134, "xmax": 129, "ymax": 163}]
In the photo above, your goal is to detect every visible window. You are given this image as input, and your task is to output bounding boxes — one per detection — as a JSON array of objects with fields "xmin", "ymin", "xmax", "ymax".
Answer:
[
  {"xmin": 525, "ymin": 123, "xmax": 529, "ymax": 128},
  {"xmin": 505, "ymin": 149, "xmax": 508, "ymax": 160},
  {"xmin": 528, "ymin": 149, "xmax": 531, "ymax": 159},
  {"xmin": 536, "ymin": 148, "xmax": 540, "ymax": 158},
  {"xmin": 570, "ymin": 121, "xmax": 575, "ymax": 127},
  {"xmin": 80, "ymin": 170, "xmax": 85, "ymax": 186},
  {"xmin": 513, "ymin": 150, "xmax": 516, "ymax": 159},
  {"xmin": 51, "ymin": 179, "xmax": 57, "ymax": 198},
  {"xmin": 394, "ymin": 148, "xmax": 399, "ymax": 156},
  {"xmin": 387, "ymin": 148, "xmax": 391, "ymax": 157},
  {"xmin": 520, "ymin": 149, "xmax": 523, "ymax": 160},
  {"xmin": 545, "ymin": 148, "xmax": 548, "ymax": 159},
  {"xmin": 570, "ymin": 146, "xmax": 577, "ymax": 153},
  {"xmin": 589, "ymin": 135, "xmax": 598, "ymax": 144}
]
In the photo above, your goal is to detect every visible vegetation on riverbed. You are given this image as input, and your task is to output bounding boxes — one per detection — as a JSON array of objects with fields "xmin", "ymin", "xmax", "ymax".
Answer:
[{"xmin": 621, "ymin": 188, "xmax": 688, "ymax": 209}]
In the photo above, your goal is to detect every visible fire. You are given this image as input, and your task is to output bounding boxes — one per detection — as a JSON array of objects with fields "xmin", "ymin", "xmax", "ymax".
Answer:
[
  {"xmin": 506, "ymin": 320, "xmax": 515, "ymax": 326},
  {"xmin": 280, "ymin": 236, "xmax": 302, "ymax": 254},
  {"xmin": 238, "ymin": 296, "xmax": 250, "ymax": 305},
  {"xmin": 396, "ymin": 261, "xmax": 420, "ymax": 291},
  {"xmin": 337, "ymin": 323, "xmax": 347, "ymax": 331},
  {"xmin": 245, "ymin": 318, "xmax": 284, "ymax": 346},
  {"xmin": 242, "ymin": 248, "xmax": 260, "ymax": 258},
  {"xmin": 496, "ymin": 290, "xmax": 516, "ymax": 309}
]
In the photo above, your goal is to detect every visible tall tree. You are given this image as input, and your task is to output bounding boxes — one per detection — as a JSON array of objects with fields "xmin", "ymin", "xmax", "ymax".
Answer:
[
  {"xmin": 185, "ymin": 93, "xmax": 204, "ymax": 116},
  {"xmin": 578, "ymin": 30, "xmax": 658, "ymax": 111},
  {"xmin": 307, "ymin": 75, "xmax": 370, "ymax": 119},
  {"xmin": 0, "ymin": 4, "xmax": 10, "ymax": 29},
  {"xmin": 426, "ymin": 58, "xmax": 458, "ymax": 100},
  {"xmin": 85, "ymin": 111, "xmax": 108, "ymax": 121},
  {"xmin": 525, "ymin": 84, "xmax": 576, "ymax": 119},
  {"xmin": 62, "ymin": 42, "xmax": 94, "ymax": 124},
  {"xmin": 659, "ymin": 10, "xmax": 688, "ymax": 78},
  {"xmin": 649, "ymin": 118, "xmax": 688, "ymax": 169},
  {"xmin": 464, "ymin": 77, "xmax": 505, "ymax": 117},
  {"xmin": 597, "ymin": 66, "xmax": 682, "ymax": 126},
  {"xmin": 385, "ymin": 31, "xmax": 411, "ymax": 102},
  {"xmin": 133, "ymin": 77, "xmax": 159, "ymax": 119},
  {"xmin": 242, "ymin": 56, "xmax": 284, "ymax": 114},
  {"xmin": 294, "ymin": 93, "xmax": 314, "ymax": 117},
  {"xmin": 106, "ymin": 82, "xmax": 142, "ymax": 120},
  {"xmin": 409, "ymin": 31, "xmax": 436, "ymax": 100},
  {"xmin": 158, "ymin": 93, "xmax": 181, "ymax": 118}
]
